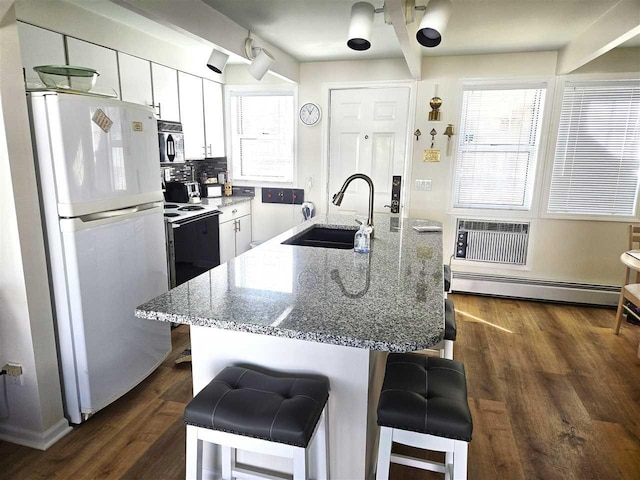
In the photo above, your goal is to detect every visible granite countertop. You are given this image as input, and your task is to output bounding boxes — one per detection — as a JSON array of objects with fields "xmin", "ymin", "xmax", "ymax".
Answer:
[
  {"xmin": 202, "ymin": 195, "xmax": 254, "ymax": 208},
  {"xmin": 137, "ymin": 214, "xmax": 445, "ymax": 352}
]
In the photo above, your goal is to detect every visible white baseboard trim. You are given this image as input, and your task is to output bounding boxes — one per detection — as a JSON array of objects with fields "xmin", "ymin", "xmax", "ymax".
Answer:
[
  {"xmin": 0, "ymin": 418, "xmax": 72, "ymax": 450},
  {"xmin": 451, "ymin": 273, "xmax": 619, "ymax": 306}
]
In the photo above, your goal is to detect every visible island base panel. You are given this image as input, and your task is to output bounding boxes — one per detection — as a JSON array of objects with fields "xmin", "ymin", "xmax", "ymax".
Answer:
[{"xmin": 190, "ymin": 326, "xmax": 388, "ymax": 479}]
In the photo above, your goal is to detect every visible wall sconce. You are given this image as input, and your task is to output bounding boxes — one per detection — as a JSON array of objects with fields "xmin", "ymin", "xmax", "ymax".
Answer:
[
  {"xmin": 429, "ymin": 96, "xmax": 442, "ymax": 121},
  {"xmin": 206, "ymin": 48, "xmax": 229, "ymax": 74},
  {"xmin": 245, "ymin": 36, "xmax": 275, "ymax": 80},
  {"xmin": 443, "ymin": 124, "xmax": 455, "ymax": 155}
]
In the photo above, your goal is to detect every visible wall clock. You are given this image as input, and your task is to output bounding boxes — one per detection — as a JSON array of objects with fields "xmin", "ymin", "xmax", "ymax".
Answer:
[{"xmin": 299, "ymin": 102, "xmax": 321, "ymax": 126}]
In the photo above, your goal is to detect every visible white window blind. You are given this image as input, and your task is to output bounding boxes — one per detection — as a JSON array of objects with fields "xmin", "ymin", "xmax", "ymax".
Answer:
[
  {"xmin": 229, "ymin": 92, "xmax": 294, "ymax": 182},
  {"xmin": 547, "ymin": 80, "xmax": 640, "ymax": 217},
  {"xmin": 454, "ymin": 85, "xmax": 546, "ymax": 210}
]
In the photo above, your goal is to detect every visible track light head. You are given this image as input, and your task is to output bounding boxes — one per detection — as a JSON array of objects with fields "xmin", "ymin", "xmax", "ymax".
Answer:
[
  {"xmin": 416, "ymin": 0, "xmax": 452, "ymax": 48},
  {"xmin": 245, "ymin": 37, "xmax": 275, "ymax": 81},
  {"xmin": 347, "ymin": 2, "xmax": 375, "ymax": 51},
  {"xmin": 206, "ymin": 48, "xmax": 229, "ymax": 74}
]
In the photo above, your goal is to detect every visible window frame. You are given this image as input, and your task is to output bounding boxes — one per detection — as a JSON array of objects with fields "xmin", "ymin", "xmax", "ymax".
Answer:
[
  {"xmin": 224, "ymin": 84, "xmax": 298, "ymax": 185},
  {"xmin": 540, "ymin": 73, "xmax": 640, "ymax": 222},
  {"xmin": 448, "ymin": 77, "xmax": 554, "ymax": 219}
]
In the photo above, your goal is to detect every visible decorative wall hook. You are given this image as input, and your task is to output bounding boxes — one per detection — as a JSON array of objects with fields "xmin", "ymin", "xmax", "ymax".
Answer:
[
  {"xmin": 414, "ymin": 129, "xmax": 422, "ymax": 141},
  {"xmin": 423, "ymin": 128, "xmax": 441, "ymax": 163},
  {"xmin": 429, "ymin": 97, "xmax": 442, "ymax": 121},
  {"xmin": 429, "ymin": 128, "xmax": 437, "ymax": 148}
]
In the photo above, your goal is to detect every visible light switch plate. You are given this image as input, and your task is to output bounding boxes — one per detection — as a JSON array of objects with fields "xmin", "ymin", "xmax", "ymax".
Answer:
[{"xmin": 415, "ymin": 179, "xmax": 432, "ymax": 191}]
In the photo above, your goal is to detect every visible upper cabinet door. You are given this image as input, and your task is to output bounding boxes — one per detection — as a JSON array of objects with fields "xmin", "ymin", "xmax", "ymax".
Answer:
[
  {"xmin": 203, "ymin": 79, "xmax": 225, "ymax": 158},
  {"xmin": 151, "ymin": 63, "xmax": 180, "ymax": 122},
  {"xmin": 119, "ymin": 53, "xmax": 153, "ymax": 108},
  {"xmin": 178, "ymin": 72, "xmax": 205, "ymax": 160},
  {"xmin": 67, "ymin": 38, "xmax": 120, "ymax": 98},
  {"xmin": 17, "ymin": 22, "xmax": 66, "ymax": 83}
]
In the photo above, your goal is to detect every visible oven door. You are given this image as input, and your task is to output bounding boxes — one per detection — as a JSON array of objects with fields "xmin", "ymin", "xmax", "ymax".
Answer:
[{"xmin": 169, "ymin": 214, "xmax": 220, "ymax": 287}]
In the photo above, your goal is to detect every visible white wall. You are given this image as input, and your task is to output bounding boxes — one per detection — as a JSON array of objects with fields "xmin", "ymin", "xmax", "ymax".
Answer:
[
  {"xmin": 296, "ymin": 52, "xmax": 637, "ymax": 286},
  {"xmin": 224, "ymin": 65, "xmax": 304, "ymax": 242},
  {"xmin": 0, "ymin": 1, "xmax": 71, "ymax": 449}
]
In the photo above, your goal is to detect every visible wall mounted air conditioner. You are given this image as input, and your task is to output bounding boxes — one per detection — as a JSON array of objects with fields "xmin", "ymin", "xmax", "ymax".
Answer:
[{"xmin": 455, "ymin": 219, "xmax": 530, "ymax": 265}]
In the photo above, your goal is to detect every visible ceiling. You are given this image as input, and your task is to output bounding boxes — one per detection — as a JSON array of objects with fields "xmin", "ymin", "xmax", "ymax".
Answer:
[
  {"xmin": 202, "ymin": 0, "xmax": 629, "ymax": 62},
  {"xmin": 68, "ymin": 0, "xmax": 638, "ymax": 65}
]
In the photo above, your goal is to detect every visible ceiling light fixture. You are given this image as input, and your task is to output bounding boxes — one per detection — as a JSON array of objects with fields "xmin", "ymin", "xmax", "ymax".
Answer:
[
  {"xmin": 416, "ymin": 0, "xmax": 452, "ymax": 48},
  {"xmin": 206, "ymin": 48, "xmax": 229, "ymax": 74},
  {"xmin": 347, "ymin": 2, "xmax": 377, "ymax": 51},
  {"xmin": 347, "ymin": 0, "xmax": 453, "ymax": 50},
  {"xmin": 245, "ymin": 36, "xmax": 275, "ymax": 81}
]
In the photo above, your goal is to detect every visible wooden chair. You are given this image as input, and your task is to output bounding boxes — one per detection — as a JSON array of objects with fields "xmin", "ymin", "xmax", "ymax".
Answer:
[{"xmin": 614, "ymin": 224, "xmax": 640, "ymax": 334}]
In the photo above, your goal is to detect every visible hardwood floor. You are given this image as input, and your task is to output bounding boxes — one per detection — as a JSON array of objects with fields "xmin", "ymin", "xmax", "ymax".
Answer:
[{"xmin": 1, "ymin": 294, "xmax": 639, "ymax": 479}]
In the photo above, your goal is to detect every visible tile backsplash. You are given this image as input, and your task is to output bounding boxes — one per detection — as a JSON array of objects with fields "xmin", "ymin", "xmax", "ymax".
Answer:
[{"xmin": 161, "ymin": 157, "xmax": 227, "ymax": 183}]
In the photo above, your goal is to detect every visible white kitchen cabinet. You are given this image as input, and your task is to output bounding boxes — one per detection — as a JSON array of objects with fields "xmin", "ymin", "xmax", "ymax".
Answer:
[
  {"xmin": 151, "ymin": 63, "xmax": 180, "ymax": 121},
  {"xmin": 203, "ymin": 79, "xmax": 225, "ymax": 157},
  {"xmin": 66, "ymin": 38, "xmax": 120, "ymax": 98},
  {"xmin": 218, "ymin": 202, "xmax": 252, "ymax": 263},
  {"xmin": 119, "ymin": 53, "xmax": 153, "ymax": 107},
  {"xmin": 17, "ymin": 22, "xmax": 65, "ymax": 83},
  {"xmin": 235, "ymin": 215, "xmax": 252, "ymax": 256},
  {"xmin": 219, "ymin": 219, "xmax": 237, "ymax": 265},
  {"xmin": 178, "ymin": 72, "xmax": 205, "ymax": 160}
]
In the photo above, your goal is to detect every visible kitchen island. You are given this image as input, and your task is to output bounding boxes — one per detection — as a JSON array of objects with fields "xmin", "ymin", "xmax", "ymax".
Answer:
[{"xmin": 137, "ymin": 213, "xmax": 445, "ymax": 479}]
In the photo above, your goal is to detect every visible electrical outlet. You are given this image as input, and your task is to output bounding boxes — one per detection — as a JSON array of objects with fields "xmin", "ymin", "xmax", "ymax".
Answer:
[
  {"xmin": 415, "ymin": 179, "xmax": 432, "ymax": 191},
  {"xmin": 3, "ymin": 363, "xmax": 24, "ymax": 386}
]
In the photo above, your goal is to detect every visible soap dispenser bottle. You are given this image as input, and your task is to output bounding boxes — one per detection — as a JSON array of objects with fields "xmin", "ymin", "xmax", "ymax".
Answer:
[{"xmin": 354, "ymin": 223, "xmax": 371, "ymax": 253}]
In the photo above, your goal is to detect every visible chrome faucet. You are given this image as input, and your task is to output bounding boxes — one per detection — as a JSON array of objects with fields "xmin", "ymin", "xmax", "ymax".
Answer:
[{"xmin": 332, "ymin": 173, "xmax": 375, "ymax": 231}]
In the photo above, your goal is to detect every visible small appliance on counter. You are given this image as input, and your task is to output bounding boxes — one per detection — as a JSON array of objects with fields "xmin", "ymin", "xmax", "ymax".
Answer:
[
  {"xmin": 158, "ymin": 120, "xmax": 185, "ymax": 163},
  {"xmin": 165, "ymin": 181, "xmax": 201, "ymax": 203},
  {"xmin": 185, "ymin": 181, "xmax": 201, "ymax": 203},
  {"xmin": 202, "ymin": 183, "xmax": 223, "ymax": 198}
]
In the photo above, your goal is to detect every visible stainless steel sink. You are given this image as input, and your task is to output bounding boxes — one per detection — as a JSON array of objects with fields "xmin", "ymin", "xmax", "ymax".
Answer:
[{"xmin": 282, "ymin": 225, "xmax": 357, "ymax": 250}]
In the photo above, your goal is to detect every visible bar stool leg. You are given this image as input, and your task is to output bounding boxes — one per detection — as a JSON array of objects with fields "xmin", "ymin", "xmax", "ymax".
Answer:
[
  {"xmin": 444, "ymin": 339, "xmax": 454, "ymax": 360},
  {"xmin": 221, "ymin": 445, "xmax": 235, "ymax": 480},
  {"xmin": 615, "ymin": 267, "xmax": 631, "ymax": 335},
  {"xmin": 376, "ymin": 427, "xmax": 393, "ymax": 480},
  {"xmin": 445, "ymin": 451, "xmax": 453, "ymax": 480},
  {"xmin": 185, "ymin": 426, "xmax": 203, "ymax": 480},
  {"xmin": 452, "ymin": 440, "xmax": 468, "ymax": 480},
  {"xmin": 293, "ymin": 447, "xmax": 308, "ymax": 480},
  {"xmin": 313, "ymin": 406, "xmax": 329, "ymax": 479}
]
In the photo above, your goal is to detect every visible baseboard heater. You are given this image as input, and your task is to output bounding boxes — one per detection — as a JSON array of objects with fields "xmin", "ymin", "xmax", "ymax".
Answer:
[{"xmin": 451, "ymin": 272, "xmax": 619, "ymax": 306}]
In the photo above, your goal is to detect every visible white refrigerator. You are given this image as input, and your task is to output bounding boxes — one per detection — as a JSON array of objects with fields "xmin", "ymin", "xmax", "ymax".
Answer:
[{"xmin": 29, "ymin": 91, "xmax": 171, "ymax": 424}]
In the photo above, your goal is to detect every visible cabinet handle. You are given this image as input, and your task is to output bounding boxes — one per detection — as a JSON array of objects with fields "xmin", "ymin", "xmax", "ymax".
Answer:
[
  {"xmin": 150, "ymin": 103, "xmax": 161, "ymax": 118},
  {"xmin": 237, "ymin": 219, "xmax": 241, "ymax": 232},
  {"xmin": 202, "ymin": 145, "xmax": 207, "ymax": 155},
  {"xmin": 232, "ymin": 209, "xmax": 238, "ymax": 214},
  {"xmin": 208, "ymin": 144, "xmax": 212, "ymax": 156}
]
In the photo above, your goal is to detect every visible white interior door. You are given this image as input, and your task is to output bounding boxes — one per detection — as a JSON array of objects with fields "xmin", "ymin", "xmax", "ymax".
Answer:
[{"xmin": 328, "ymin": 87, "xmax": 410, "ymax": 215}]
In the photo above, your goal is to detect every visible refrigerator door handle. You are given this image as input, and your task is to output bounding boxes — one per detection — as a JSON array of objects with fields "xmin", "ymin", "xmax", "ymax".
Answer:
[
  {"xmin": 80, "ymin": 206, "xmax": 141, "ymax": 221},
  {"xmin": 60, "ymin": 203, "xmax": 163, "ymax": 232}
]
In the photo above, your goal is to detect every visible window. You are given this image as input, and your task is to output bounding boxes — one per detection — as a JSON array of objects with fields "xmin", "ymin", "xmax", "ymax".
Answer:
[
  {"xmin": 453, "ymin": 84, "xmax": 546, "ymax": 210},
  {"xmin": 229, "ymin": 91, "xmax": 295, "ymax": 183},
  {"xmin": 547, "ymin": 80, "xmax": 640, "ymax": 217}
]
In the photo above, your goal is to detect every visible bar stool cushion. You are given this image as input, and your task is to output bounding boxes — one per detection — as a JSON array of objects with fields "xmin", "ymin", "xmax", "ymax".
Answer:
[
  {"xmin": 444, "ymin": 265, "xmax": 452, "ymax": 292},
  {"xmin": 444, "ymin": 299, "xmax": 456, "ymax": 341},
  {"xmin": 377, "ymin": 354, "xmax": 472, "ymax": 442},
  {"xmin": 184, "ymin": 366, "xmax": 329, "ymax": 448}
]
